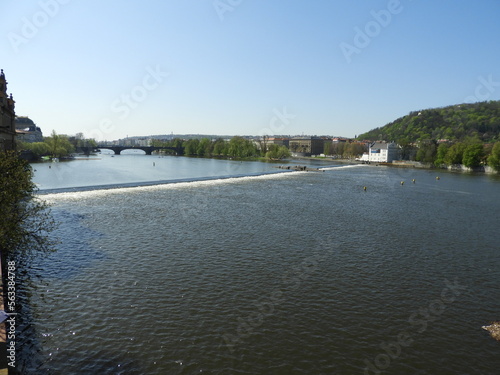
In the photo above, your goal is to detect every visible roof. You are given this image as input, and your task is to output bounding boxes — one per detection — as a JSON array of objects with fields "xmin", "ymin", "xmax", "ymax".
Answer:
[
  {"xmin": 370, "ymin": 142, "xmax": 396, "ymax": 150},
  {"xmin": 291, "ymin": 136, "xmax": 323, "ymax": 140}
]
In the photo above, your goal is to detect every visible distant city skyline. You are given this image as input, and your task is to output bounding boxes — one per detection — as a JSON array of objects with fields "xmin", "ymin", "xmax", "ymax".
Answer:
[{"xmin": 1, "ymin": 1, "xmax": 500, "ymax": 141}]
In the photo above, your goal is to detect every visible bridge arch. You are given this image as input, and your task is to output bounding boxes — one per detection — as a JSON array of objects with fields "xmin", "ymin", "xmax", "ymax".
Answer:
[
  {"xmin": 96, "ymin": 145, "xmax": 183, "ymax": 155},
  {"xmin": 115, "ymin": 148, "xmax": 147, "ymax": 155}
]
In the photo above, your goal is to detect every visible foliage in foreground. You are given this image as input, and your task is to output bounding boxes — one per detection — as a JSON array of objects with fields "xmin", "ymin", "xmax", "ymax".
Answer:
[{"xmin": 0, "ymin": 152, "xmax": 56, "ymax": 256}]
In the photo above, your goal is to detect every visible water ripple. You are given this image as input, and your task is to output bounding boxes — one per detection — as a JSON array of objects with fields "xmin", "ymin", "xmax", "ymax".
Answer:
[{"xmin": 13, "ymin": 167, "xmax": 500, "ymax": 374}]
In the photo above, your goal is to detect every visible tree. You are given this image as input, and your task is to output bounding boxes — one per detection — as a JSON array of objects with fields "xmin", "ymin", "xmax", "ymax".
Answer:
[
  {"xmin": 213, "ymin": 138, "xmax": 227, "ymax": 156},
  {"xmin": 444, "ymin": 143, "xmax": 466, "ymax": 165},
  {"xmin": 328, "ymin": 142, "xmax": 346, "ymax": 158},
  {"xmin": 45, "ymin": 130, "xmax": 75, "ymax": 158},
  {"xmin": 265, "ymin": 144, "xmax": 279, "ymax": 159},
  {"xmin": 462, "ymin": 144, "xmax": 485, "ymax": 168},
  {"xmin": 197, "ymin": 138, "xmax": 212, "ymax": 157},
  {"xmin": 323, "ymin": 142, "xmax": 332, "ymax": 156},
  {"xmin": 257, "ymin": 135, "xmax": 269, "ymax": 156},
  {"xmin": 227, "ymin": 137, "xmax": 258, "ymax": 158},
  {"xmin": 344, "ymin": 143, "xmax": 367, "ymax": 158},
  {"xmin": 396, "ymin": 136, "xmax": 417, "ymax": 161},
  {"xmin": 183, "ymin": 139, "xmax": 200, "ymax": 156},
  {"xmin": 71, "ymin": 133, "xmax": 97, "ymax": 149},
  {"xmin": 265, "ymin": 144, "xmax": 290, "ymax": 159},
  {"xmin": 435, "ymin": 143, "xmax": 449, "ymax": 166},
  {"xmin": 487, "ymin": 142, "xmax": 500, "ymax": 171},
  {"xmin": 358, "ymin": 100, "xmax": 500, "ymax": 144},
  {"xmin": 150, "ymin": 139, "xmax": 166, "ymax": 147},
  {"xmin": 19, "ymin": 141, "xmax": 50, "ymax": 158},
  {"xmin": 277, "ymin": 145, "xmax": 291, "ymax": 159},
  {"xmin": 0, "ymin": 152, "xmax": 56, "ymax": 258},
  {"xmin": 415, "ymin": 140, "xmax": 437, "ymax": 163},
  {"xmin": 462, "ymin": 144, "xmax": 484, "ymax": 167}
]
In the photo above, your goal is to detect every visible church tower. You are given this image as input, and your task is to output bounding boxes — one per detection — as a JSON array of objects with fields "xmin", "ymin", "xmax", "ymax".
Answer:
[{"xmin": 0, "ymin": 69, "xmax": 17, "ymax": 151}]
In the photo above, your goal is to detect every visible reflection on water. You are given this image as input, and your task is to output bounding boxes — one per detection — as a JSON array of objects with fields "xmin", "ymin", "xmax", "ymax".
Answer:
[
  {"xmin": 15, "ymin": 162, "xmax": 500, "ymax": 374},
  {"xmin": 32, "ymin": 153, "xmax": 283, "ymax": 191}
]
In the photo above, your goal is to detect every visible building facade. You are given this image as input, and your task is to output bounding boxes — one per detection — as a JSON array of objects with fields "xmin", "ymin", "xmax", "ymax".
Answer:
[
  {"xmin": 0, "ymin": 69, "xmax": 16, "ymax": 151},
  {"xmin": 289, "ymin": 136, "xmax": 324, "ymax": 156},
  {"xmin": 363, "ymin": 142, "xmax": 400, "ymax": 163},
  {"xmin": 15, "ymin": 116, "xmax": 43, "ymax": 143},
  {"xmin": 255, "ymin": 136, "xmax": 290, "ymax": 151}
]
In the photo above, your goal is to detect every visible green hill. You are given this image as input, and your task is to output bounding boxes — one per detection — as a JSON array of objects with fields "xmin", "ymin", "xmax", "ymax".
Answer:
[{"xmin": 358, "ymin": 101, "xmax": 500, "ymax": 143}]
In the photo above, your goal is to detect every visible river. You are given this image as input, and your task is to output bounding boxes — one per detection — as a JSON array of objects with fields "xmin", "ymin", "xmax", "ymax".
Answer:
[{"xmin": 12, "ymin": 153, "xmax": 500, "ymax": 374}]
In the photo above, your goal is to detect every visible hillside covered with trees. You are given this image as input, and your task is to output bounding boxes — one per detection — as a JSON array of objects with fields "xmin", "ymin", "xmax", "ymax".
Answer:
[{"xmin": 358, "ymin": 101, "xmax": 500, "ymax": 143}]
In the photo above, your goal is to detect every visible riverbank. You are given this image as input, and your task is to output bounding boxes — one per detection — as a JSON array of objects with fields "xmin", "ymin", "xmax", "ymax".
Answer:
[
  {"xmin": 299, "ymin": 157, "xmax": 499, "ymax": 175},
  {"xmin": 376, "ymin": 160, "xmax": 499, "ymax": 174},
  {"xmin": 291, "ymin": 156, "xmax": 360, "ymax": 164}
]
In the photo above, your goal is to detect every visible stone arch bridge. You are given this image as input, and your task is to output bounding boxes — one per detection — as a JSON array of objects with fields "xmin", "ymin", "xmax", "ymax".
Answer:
[{"xmin": 81, "ymin": 145, "xmax": 183, "ymax": 155}]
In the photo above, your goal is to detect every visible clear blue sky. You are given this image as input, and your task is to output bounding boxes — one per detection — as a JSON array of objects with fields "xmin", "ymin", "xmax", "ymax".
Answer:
[{"xmin": 1, "ymin": 0, "xmax": 500, "ymax": 141}]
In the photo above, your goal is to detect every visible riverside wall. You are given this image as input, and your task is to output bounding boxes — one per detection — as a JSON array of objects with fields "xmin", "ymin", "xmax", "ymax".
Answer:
[{"xmin": 383, "ymin": 160, "xmax": 498, "ymax": 174}]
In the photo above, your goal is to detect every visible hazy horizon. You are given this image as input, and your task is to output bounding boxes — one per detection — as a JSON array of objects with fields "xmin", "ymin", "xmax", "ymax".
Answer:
[{"xmin": 2, "ymin": 0, "xmax": 500, "ymax": 141}]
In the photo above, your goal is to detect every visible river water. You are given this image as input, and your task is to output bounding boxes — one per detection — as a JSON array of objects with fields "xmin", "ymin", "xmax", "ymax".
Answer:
[{"xmin": 13, "ymin": 154, "xmax": 500, "ymax": 374}]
